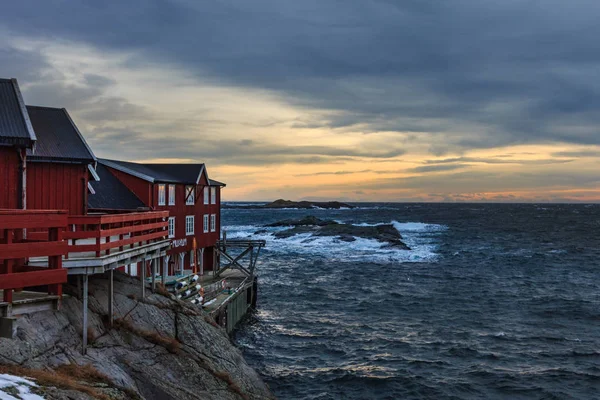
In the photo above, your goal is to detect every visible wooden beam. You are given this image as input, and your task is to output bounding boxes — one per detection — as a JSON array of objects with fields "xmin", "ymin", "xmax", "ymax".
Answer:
[{"xmin": 82, "ymin": 275, "xmax": 88, "ymax": 355}]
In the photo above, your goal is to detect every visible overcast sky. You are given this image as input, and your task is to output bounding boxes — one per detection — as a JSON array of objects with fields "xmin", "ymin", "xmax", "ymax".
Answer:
[{"xmin": 1, "ymin": 0, "xmax": 599, "ymax": 202}]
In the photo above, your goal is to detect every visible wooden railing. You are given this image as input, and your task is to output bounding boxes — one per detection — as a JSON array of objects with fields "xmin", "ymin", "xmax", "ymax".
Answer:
[
  {"xmin": 64, "ymin": 211, "xmax": 169, "ymax": 258},
  {"xmin": 0, "ymin": 209, "xmax": 68, "ymax": 303}
]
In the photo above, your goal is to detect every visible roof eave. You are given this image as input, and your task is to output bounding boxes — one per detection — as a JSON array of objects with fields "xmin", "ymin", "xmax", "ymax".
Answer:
[
  {"xmin": 62, "ymin": 108, "xmax": 97, "ymax": 162},
  {"xmin": 11, "ymin": 78, "xmax": 37, "ymax": 144},
  {"xmin": 99, "ymin": 159, "xmax": 155, "ymax": 183}
]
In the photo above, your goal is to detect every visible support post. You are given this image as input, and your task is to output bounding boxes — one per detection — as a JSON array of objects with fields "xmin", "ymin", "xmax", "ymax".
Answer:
[
  {"xmin": 82, "ymin": 274, "xmax": 88, "ymax": 355},
  {"xmin": 200, "ymin": 248, "xmax": 204, "ymax": 277},
  {"xmin": 151, "ymin": 258, "xmax": 156, "ymax": 293},
  {"xmin": 162, "ymin": 255, "xmax": 169, "ymax": 285},
  {"xmin": 141, "ymin": 258, "xmax": 146, "ymax": 298},
  {"xmin": 108, "ymin": 269, "xmax": 114, "ymax": 327}
]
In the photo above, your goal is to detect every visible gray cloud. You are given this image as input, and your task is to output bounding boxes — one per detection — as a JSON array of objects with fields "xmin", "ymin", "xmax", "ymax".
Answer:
[
  {"xmin": 1, "ymin": 0, "xmax": 599, "ymax": 153},
  {"xmin": 408, "ymin": 164, "xmax": 468, "ymax": 173},
  {"xmin": 294, "ymin": 169, "xmax": 373, "ymax": 177},
  {"xmin": 422, "ymin": 157, "xmax": 576, "ymax": 165}
]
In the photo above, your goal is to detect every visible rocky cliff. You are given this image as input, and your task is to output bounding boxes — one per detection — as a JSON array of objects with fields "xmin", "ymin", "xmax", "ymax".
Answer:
[{"xmin": 0, "ymin": 272, "xmax": 274, "ymax": 400}]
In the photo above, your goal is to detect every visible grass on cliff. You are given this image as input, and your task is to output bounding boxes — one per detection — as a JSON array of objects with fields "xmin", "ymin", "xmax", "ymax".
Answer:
[{"xmin": 115, "ymin": 317, "xmax": 181, "ymax": 354}]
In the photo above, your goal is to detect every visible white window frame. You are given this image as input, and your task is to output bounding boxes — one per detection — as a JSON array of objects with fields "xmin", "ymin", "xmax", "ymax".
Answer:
[
  {"xmin": 210, "ymin": 214, "xmax": 216, "ymax": 232},
  {"xmin": 203, "ymin": 186, "xmax": 209, "ymax": 205},
  {"xmin": 210, "ymin": 187, "xmax": 216, "ymax": 204},
  {"xmin": 158, "ymin": 184, "xmax": 166, "ymax": 206},
  {"xmin": 168, "ymin": 184, "xmax": 176, "ymax": 205},
  {"xmin": 185, "ymin": 185, "xmax": 195, "ymax": 205},
  {"xmin": 168, "ymin": 217, "xmax": 175, "ymax": 238},
  {"xmin": 203, "ymin": 214, "xmax": 209, "ymax": 233},
  {"xmin": 185, "ymin": 215, "xmax": 194, "ymax": 236}
]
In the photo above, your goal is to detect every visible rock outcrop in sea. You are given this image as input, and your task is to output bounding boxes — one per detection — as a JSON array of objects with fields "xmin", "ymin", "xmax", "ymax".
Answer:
[
  {"xmin": 0, "ymin": 273, "xmax": 274, "ymax": 400},
  {"xmin": 263, "ymin": 216, "xmax": 410, "ymax": 249}
]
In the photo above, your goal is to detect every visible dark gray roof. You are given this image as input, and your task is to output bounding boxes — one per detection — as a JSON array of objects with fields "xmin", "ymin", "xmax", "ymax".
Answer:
[
  {"xmin": 0, "ymin": 78, "xmax": 36, "ymax": 147},
  {"xmin": 25, "ymin": 106, "xmax": 96, "ymax": 163},
  {"xmin": 99, "ymin": 159, "xmax": 206, "ymax": 184},
  {"xmin": 209, "ymin": 179, "xmax": 226, "ymax": 187},
  {"xmin": 88, "ymin": 163, "xmax": 147, "ymax": 210}
]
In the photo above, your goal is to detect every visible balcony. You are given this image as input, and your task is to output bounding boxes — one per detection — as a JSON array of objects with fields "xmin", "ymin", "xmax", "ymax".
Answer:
[
  {"xmin": 29, "ymin": 211, "xmax": 171, "ymax": 275},
  {"xmin": 0, "ymin": 209, "xmax": 68, "ymax": 317}
]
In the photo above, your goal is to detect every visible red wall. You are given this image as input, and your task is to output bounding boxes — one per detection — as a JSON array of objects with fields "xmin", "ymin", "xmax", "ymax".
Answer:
[
  {"xmin": 106, "ymin": 167, "xmax": 153, "ymax": 206},
  {"xmin": 27, "ymin": 162, "xmax": 88, "ymax": 215},
  {"xmin": 104, "ymin": 166, "xmax": 223, "ymax": 272},
  {"xmin": 0, "ymin": 147, "xmax": 20, "ymax": 209}
]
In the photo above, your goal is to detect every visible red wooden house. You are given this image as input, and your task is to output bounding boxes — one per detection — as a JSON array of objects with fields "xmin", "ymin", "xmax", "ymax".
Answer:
[
  {"xmin": 25, "ymin": 106, "xmax": 98, "ymax": 215},
  {"xmin": 0, "ymin": 79, "xmax": 169, "ymax": 338},
  {"xmin": 93, "ymin": 159, "xmax": 226, "ymax": 276},
  {"xmin": 0, "ymin": 78, "xmax": 68, "ymax": 323}
]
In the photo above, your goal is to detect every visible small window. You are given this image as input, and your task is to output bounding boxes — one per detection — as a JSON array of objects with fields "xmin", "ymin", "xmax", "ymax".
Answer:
[
  {"xmin": 203, "ymin": 186, "xmax": 209, "ymax": 205},
  {"xmin": 186, "ymin": 215, "xmax": 194, "ymax": 235},
  {"xmin": 210, "ymin": 214, "xmax": 216, "ymax": 232},
  {"xmin": 186, "ymin": 185, "xmax": 195, "ymax": 205},
  {"xmin": 190, "ymin": 250, "xmax": 195, "ymax": 267},
  {"xmin": 158, "ymin": 184, "xmax": 166, "ymax": 206},
  {"xmin": 169, "ymin": 184, "xmax": 176, "ymax": 205},
  {"xmin": 168, "ymin": 217, "xmax": 175, "ymax": 238},
  {"xmin": 203, "ymin": 214, "xmax": 209, "ymax": 233},
  {"xmin": 210, "ymin": 187, "xmax": 216, "ymax": 204}
]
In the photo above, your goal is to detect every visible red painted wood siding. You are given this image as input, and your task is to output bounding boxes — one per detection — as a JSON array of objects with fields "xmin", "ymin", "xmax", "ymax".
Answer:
[
  {"xmin": 27, "ymin": 162, "xmax": 88, "ymax": 215},
  {"xmin": 106, "ymin": 167, "xmax": 153, "ymax": 206},
  {"xmin": 103, "ymin": 166, "xmax": 222, "ymax": 271},
  {"xmin": 155, "ymin": 182, "xmax": 221, "ymax": 270},
  {"xmin": 0, "ymin": 147, "xmax": 20, "ymax": 209}
]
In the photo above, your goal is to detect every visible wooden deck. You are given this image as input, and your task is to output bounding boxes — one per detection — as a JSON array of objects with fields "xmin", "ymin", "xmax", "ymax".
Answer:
[{"xmin": 0, "ymin": 290, "xmax": 62, "ymax": 317}]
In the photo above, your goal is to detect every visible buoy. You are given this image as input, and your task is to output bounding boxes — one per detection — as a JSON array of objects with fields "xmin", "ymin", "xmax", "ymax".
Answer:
[
  {"xmin": 190, "ymin": 275, "xmax": 199, "ymax": 282},
  {"xmin": 200, "ymin": 287, "xmax": 205, "ymax": 296},
  {"xmin": 221, "ymin": 280, "xmax": 226, "ymax": 290}
]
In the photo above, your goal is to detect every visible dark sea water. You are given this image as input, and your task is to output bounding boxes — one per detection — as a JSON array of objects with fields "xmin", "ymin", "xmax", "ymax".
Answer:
[{"xmin": 223, "ymin": 203, "xmax": 600, "ymax": 400}]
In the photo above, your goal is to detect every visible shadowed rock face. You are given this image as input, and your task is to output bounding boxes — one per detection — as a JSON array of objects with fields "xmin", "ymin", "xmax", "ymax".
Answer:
[
  {"xmin": 223, "ymin": 199, "xmax": 355, "ymax": 209},
  {"xmin": 0, "ymin": 273, "xmax": 274, "ymax": 400},
  {"xmin": 264, "ymin": 216, "xmax": 410, "ymax": 250}
]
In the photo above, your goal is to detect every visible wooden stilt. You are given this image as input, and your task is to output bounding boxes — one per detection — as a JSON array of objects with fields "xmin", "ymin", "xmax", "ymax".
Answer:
[
  {"xmin": 141, "ymin": 258, "xmax": 146, "ymax": 298},
  {"xmin": 82, "ymin": 274, "xmax": 88, "ymax": 355},
  {"xmin": 151, "ymin": 258, "xmax": 156, "ymax": 293},
  {"xmin": 108, "ymin": 269, "xmax": 114, "ymax": 327}
]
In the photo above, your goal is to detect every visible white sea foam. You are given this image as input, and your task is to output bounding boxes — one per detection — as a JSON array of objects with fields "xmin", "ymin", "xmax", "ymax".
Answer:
[{"xmin": 222, "ymin": 220, "xmax": 447, "ymax": 264}]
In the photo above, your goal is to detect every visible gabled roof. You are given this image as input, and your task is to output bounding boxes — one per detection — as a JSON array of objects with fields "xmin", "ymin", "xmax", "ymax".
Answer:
[
  {"xmin": 25, "ymin": 106, "xmax": 96, "ymax": 163},
  {"xmin": 88, "ymin": 163, "xmax": 147, "ymax": 211},
  {"xmin": 0, "ymin": 78, "xmax": 36, "ymax": 148},
  {"xmin": 99, "ymin": 159, "xmax": 208, "ymax": 184}
]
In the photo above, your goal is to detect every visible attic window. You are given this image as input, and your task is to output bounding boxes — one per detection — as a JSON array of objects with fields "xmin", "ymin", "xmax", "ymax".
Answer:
[
  {"xmin": 186, "ymin": 185, "xmax": 195, "ymax": 205},
  {"xmin": 210, "ymin": 187, "xmax": 216, "ymax": 204},
  {"xmin": 204, "ymin": 186, "xmax": 209, "ymax": 205}
]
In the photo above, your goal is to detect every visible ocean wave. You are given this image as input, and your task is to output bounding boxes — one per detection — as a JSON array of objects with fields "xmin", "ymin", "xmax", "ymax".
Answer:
[{"xmin": 222, "ymin": 220, "xmax": 447, "ymax": 263}]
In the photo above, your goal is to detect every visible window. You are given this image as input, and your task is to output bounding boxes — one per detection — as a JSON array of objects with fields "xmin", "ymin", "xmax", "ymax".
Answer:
[
  {"xmin": 186, "ymin": 215, "xmax": 194, "ymax": 235},
  {"xmin": 210, "ymin": 214, "xmax": 216, "ymax": 232},
  {"xmin": 168, "ymin": 217, "xmax": 175, "ymax": 238},
  {"xmin": 158, "ymin": 184, "xmax": 166, "ymax": 206},
  {"xmin": 185, "ymin": 185, "xmax": 195, "ymax": 205},
  {"xmin": 203, "ymin": 214, "xmax": 209, "ymax": 233},
  {"xmin": 190, "ymin": 250, "xmax": 195, "ymax": 267},
  {"xmin": 168, "ymin": 184, "xmax": 175, "ymax": 205},
  {"xmin": 210, "ymin": 187, "xmax": 216, "ymax": 204},
  {"xmin": 203, "ymin": 186, "xmax": 209, "ymax": 205}
]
